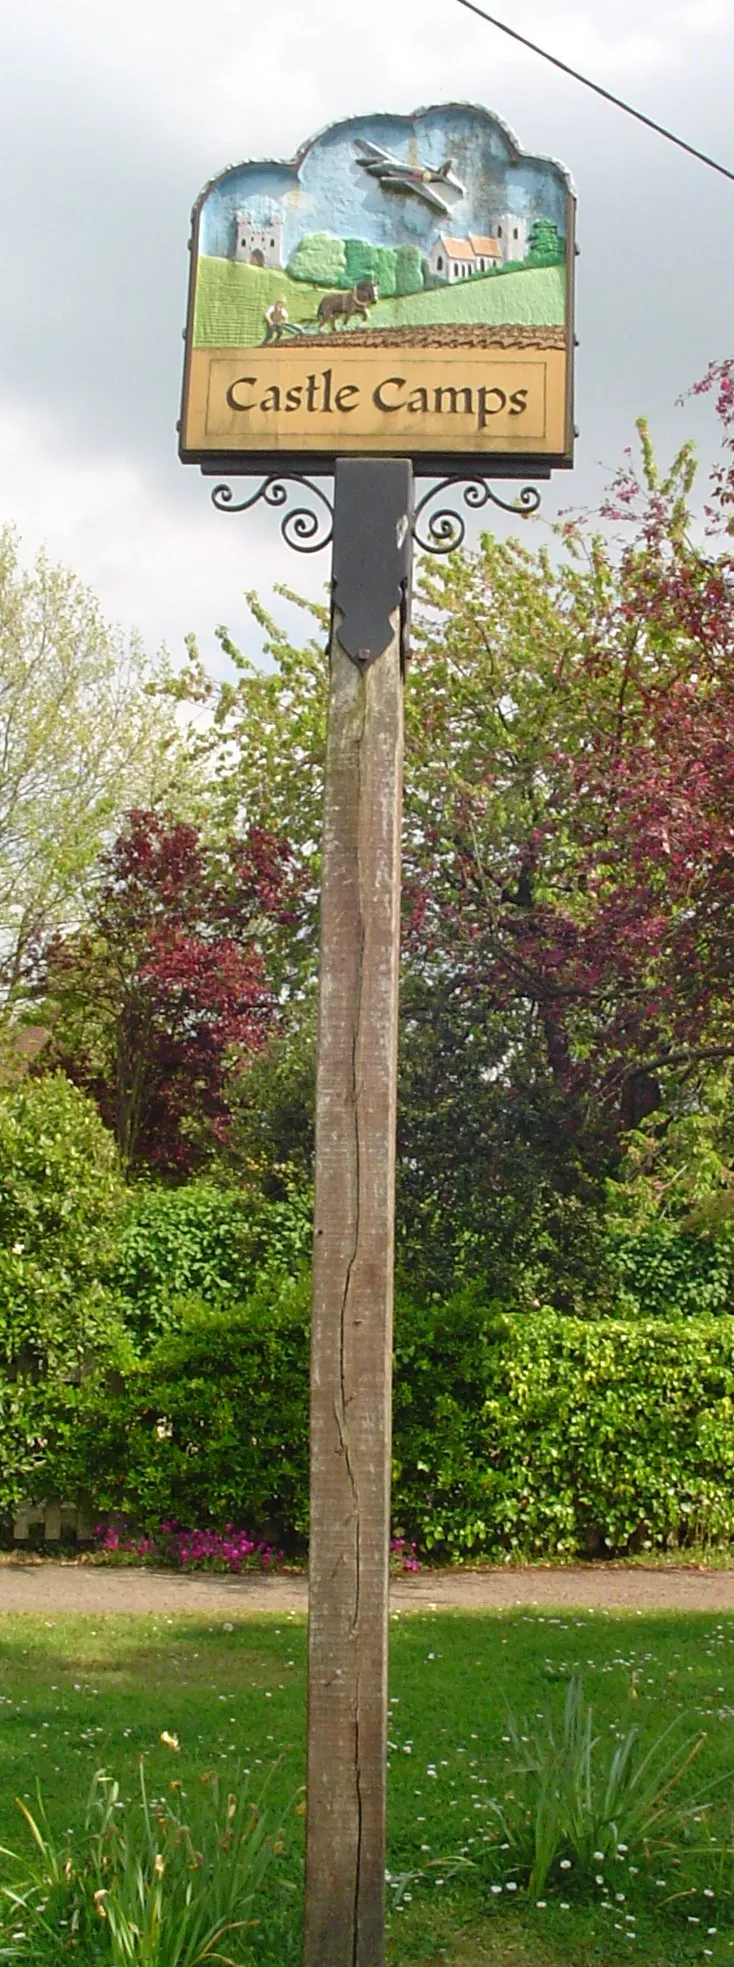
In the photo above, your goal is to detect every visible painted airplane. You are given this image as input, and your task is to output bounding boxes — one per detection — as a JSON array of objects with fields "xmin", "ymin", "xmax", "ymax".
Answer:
[{"xmin": 354, "ymin": 138, "xmax": 465, "ymax": 214}]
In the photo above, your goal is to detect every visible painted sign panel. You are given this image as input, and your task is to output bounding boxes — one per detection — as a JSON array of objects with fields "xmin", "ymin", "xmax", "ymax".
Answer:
[{"xmin": 179, "ymin": 103, "xmax": 575, "ymax": 475}]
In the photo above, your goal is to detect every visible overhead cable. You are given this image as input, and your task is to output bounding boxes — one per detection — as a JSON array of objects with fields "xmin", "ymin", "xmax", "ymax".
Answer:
[{"xmin": 455, "ymin": 0, "xmax": 734, "ymax": 186}]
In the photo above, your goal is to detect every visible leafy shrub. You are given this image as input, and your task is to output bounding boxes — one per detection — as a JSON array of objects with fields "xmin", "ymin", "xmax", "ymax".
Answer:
[
  {"xmin": 0, "ymin": 1073, "xmax": 126, "ymax": 1379},
  {"xmin": 0, "ymin": 1073, "xmax": 133, "ymax": 1521},
  {"xmin": 0, "ymin": 1379, "xmax": 53, "ymax": 1519},
  {"xmin": 42, "ymin": 1296, "xmax": 734, "ymax": 1561},
  {"xmin": 111, "ymin": 1180, "xmax": 313, "ymax": 1350},
  {"xmin": 609, "ymin": 1218, "xmax": 734, "ymax": 1318},
  {"xmin": 49, "ymin": 1274, "xmax": 312, "ymax": 1543}
]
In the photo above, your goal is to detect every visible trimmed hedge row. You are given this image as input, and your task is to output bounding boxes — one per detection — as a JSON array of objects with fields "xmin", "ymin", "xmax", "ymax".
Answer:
[
  {"xmin": 39, "ymin": 1289, "xmax": 734, "ymax": 1561},
  {"xmin": 395, "ymin": 1303, "xmax": 734, "ymax": 1557}
]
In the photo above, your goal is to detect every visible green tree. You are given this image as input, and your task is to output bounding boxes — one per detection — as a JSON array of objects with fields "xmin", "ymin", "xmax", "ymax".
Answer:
[
  {"xmin": 0, "ymin": 526, "xmax": 187, "ymax": 1009},
  {"xmin": 394, "ymin": 244, "xmax": 424, "ymax": 295},
  {"xmin": 0, "ymin": 1073, "xmax": 127, "ymax": 1380},
  {"xmin": 287, "ymin": 232, "xmax": 347, "ymax": 286}
]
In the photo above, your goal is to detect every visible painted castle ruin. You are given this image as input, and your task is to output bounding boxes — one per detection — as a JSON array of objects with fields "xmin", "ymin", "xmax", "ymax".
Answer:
[{"xmin": 234, "ymin": 213, "xmax": 284, "ymax": 267}]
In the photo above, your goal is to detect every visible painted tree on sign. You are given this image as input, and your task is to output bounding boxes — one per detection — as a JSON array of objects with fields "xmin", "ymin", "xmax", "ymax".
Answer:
[
  {"xmin": 528, "ymin": 218, "xmax": 564, "ymax": 264},
  {"xmin": 287, "ymin": 232, "xmax": 347, "ymax": 286},
  {"xmin": 372, "ymin": 244, "xmax": 398, "ymax": 297},
  {"xmin": 394, "ymin": 244, "xmax": 424, "ymax": 295},
  {"xmin": 343, "ymin": 237, "xmax": 377, "ymax": 288}
]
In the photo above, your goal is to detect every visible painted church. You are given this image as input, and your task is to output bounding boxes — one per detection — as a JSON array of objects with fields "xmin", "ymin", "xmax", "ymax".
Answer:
[{"xmin": 426, "ymin": 214, "xmax": 528, "ymax": 282}]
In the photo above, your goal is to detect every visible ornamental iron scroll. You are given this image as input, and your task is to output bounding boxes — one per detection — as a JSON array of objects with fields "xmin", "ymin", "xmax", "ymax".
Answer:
[
  {"xmin": 211, "ymin": 476, "xmax": 334, "ymax": 553},
  {"xmin": 412, "ymin": 477, "xmax": 541, "ymax": 554}
]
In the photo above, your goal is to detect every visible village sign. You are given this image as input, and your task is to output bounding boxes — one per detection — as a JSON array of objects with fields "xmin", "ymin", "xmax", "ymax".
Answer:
[{"xmin": 180, "ymin": 102, "xmax": 576, "ymax": 477}]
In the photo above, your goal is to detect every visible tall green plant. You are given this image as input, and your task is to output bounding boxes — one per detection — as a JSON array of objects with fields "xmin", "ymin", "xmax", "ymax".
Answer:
[
  {"xmin": 489, "ymin": 1676, "xmax": 713, "ymax": 1897},
  {"xmin": 0, "ymin": 1761, "xmax": 293, "ymax": 1965},
  {"xmin": 111, "ymin": 1180, "xmax": 313, "ymax": 1351}
]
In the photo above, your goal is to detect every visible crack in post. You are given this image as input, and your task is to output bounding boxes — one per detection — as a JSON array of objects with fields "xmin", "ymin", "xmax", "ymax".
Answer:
[
  {"xmin": 353, "ymin": 1692, "xmax": 364, "ymax": 1967},
  {"xmin": 339, "ymin": 683, "xmax": 368, "ymax": 1960},
  {"xmin": 333, "ymin": 680, "xmax": 367, "ymax": 1646}
]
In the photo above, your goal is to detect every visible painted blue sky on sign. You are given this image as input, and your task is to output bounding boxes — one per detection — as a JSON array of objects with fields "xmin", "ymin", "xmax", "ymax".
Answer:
[{"xmin": 197, "ymin": 103, "xmax": 572, "ymax": 263}]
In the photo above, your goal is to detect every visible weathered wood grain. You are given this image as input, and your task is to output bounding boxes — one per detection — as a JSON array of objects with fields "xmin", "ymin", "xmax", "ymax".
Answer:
[{"xmin": 304, "ymin": 478, "xmax": 406, "ymax": 1967}]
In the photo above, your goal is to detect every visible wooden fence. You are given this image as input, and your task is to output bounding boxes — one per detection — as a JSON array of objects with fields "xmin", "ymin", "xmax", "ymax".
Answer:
[{"xmin": 12, "ymin": 1503, "xmax": 95, "ymax": 1545}]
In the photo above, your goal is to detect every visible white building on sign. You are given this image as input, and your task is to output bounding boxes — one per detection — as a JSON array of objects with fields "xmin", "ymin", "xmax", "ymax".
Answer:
[
  {"xmin": 488, "ymin": 213, "xmax": 528, "ymax": 263},
  {"xmin": 234, "ymin": 213, "xmax": 283, "ymax": 267},
  {"xmin": 427, "ymin": 234, "xmax": 501, "ymax": 281},
  {"xmin": 427, "ymin": 215, "xmax": 528, "ymax": 282}
]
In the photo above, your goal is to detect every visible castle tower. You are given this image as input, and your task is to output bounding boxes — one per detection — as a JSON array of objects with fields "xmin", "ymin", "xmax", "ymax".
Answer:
[{"xmin": 234, "ymin": 213, "xmax": 283, "ymax": 268}]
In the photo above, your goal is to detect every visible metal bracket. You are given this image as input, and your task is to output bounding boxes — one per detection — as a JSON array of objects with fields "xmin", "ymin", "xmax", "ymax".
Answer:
[
  {"xmin": 331, "ymin": 459, "xmax": 413, "ymax": 671},
  {"xmin": 413, "ymin": 477, "xmax": 541, "ymax": 553},
  {"xmin": 211, "ymin": 475, "xmax": 334, "ymax": 552},
  {"xmin": 210, "ymin": 467, "xmax": 541, "ymax": 586}
]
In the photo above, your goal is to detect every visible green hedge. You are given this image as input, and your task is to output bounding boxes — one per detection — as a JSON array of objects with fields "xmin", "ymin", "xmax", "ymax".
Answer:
[
  {"xmin": 41, "ymin": 1294, "xmax": 734, "ymax": 1560},
  {"xmin": 45, "ymin": 1276, "xmax": 312, "ymax": 1542},
  {"xmin": 0, "ymin": 1073, "xmax": 128, "ymax": 1379},
  {"xmin": 394, "ymin": 1303, "xmax": 734, "ymax": 1557},
  {"xmin": 110, "ymin": 1181, "xmax": 313, "ymax": 1350}
]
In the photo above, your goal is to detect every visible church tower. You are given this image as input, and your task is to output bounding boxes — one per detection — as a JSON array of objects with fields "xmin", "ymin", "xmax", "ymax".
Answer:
[{"xmin": 486, "ymin": 213, "xmax": 528, "ymax": 264}]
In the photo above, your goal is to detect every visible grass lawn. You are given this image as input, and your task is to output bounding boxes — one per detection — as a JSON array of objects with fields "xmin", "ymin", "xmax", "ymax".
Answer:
[{"xmin": 1, "ymin": 1608, "xmax": 734, "ymax": 1961}]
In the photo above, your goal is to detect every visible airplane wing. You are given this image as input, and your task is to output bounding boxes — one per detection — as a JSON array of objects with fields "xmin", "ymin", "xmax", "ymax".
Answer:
[
  {"xmin": 354, "ymin": 138, "xmax": 392, "ymax": 163},
  {"xmin": 404, "ymin": 178, "xmax": 452, "ymax": 213}
]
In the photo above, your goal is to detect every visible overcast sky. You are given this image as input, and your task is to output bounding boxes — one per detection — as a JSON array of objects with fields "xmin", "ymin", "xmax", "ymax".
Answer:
[{"xmin": 1, "ymin": 0, "xmax": 732, "ymax": 667}]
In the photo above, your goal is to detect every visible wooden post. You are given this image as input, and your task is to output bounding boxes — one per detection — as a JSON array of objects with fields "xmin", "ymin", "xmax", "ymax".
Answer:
[{"xmin": 304, "ymin": 459, "xmax": 412, "ymax": 1967}]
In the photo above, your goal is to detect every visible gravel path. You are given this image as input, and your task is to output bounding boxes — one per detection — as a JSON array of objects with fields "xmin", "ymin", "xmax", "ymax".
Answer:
[{"xmin": 3, "ymin": 1559, "xmax": 734, "ymax": 1618}]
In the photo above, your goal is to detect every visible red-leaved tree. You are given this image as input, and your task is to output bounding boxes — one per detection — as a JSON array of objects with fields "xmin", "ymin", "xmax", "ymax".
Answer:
[{"xmin": 41, "ymin": 809, "xmax": 299, "ymax": 1173}]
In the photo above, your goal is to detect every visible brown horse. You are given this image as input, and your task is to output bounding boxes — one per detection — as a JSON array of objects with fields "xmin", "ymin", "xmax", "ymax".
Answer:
[{"xmin": 316, "ymin": 279, "xmax": 379, "ymax": 330}]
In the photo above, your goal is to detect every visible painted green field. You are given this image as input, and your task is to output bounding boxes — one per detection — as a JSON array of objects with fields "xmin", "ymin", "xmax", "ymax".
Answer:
[
  {"xmin": 193, "ymin": 255, "xmax": 566, "ymax": 347},
  {"xmin": 369, "ymin": 263, "xmax": 564, "ymax": 332},
  {"xmin": 193, "ymin": 258, "xmax": 322, "ymax": 346}
]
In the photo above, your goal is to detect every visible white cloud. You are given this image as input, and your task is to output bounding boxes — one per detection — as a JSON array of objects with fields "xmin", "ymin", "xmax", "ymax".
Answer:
[
  {"xmin": 4, "ymin": 0, "xmax": 728, "ymax": 161},
  {"xmin": 0, "ymin": 398, "xmax": 327, "ymax": 663}
]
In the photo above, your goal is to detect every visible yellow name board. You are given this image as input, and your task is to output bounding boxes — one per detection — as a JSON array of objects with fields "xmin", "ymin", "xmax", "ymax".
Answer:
[{"xmin": 183, "ymin": 346, "xmax": 567, "ymax": 459}]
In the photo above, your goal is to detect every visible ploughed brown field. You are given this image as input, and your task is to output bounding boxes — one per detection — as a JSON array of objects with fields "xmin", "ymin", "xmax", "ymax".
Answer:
[{"xmin": 299, "ymin": 322, "xmax": 567, "ymax": 349}]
